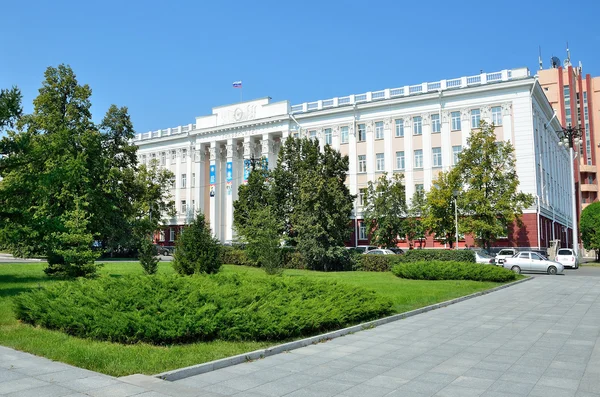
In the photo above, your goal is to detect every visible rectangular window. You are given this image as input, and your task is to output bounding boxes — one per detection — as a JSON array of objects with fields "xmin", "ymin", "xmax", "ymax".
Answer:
[
  {"xmin": 171, "ymin": 150, "xmax": 176, "ymax": 164},
  {"xmin": 396, "ymin": 151, "xmax": 405, "ymax": 170},
  {"xmin": 431, "ymin": 114, "xmax": 441, "ymax": 133},
  {"xmin": 395, "ymin": 119, "xmax": 404, "ymax": 137},
  {"xmin": 170, "ymin": 228, "xmax": 175, "ymax": 241},
  {"xmin": 191, "ymin": 173, "xmax": 195, "ymax": 188},
  {"xmin": 451, "ymin": 111, "xmax": 461, "ymax": 131},
  {"xmin": 141, "ymin": 154, "xmax": 146, "ymax": 164},
  {"xmin": 471, "ymin": 109, "xmax": 481, "ymax": 128},
  {"xmin": 452, "ymin": 145, "xmax": 462, "ymax": 165},
  {"xmin": 161, "ymin": 152, "xmax": 166, "ymax": 166},
  {"xmin": 414, "ymin": 149, "xmax": 423, "ymax": 169},
  {"xmin": 182, "ymin": 149, "xmax": 187, "ymax": 163},
  {"xmin": 357, "ymin": 124, "xmax": 366, "ymax": 142},
  {"xmin": 358, "ymin": 188, "xmax": 366, "ymax": 207},
  {"xmin": 376, "ymin": 153, "xmax": 385, "ymax": 171},
  {"xmin": 413, "ymin": 116, "xmax": 422, "ymax": 135},
  {"xmin": 491, "ymin": 106, "xmax": 502, "ymax": 125},
  {"xmin": 415, "ymin": 184, "xmax": 424, "ymax": 193},
  {"xmin": 309, "ymin": 130, "xmax": 317, "ymax": 140},
  {"xmin": 181, "ymin": 200, "xmax": 187, "ymax": 214},
  {"xmin": 375, "ymin": 121, "xmax": 384, "ymax": 139},
  {"xmin": 324, "ymin": 128, "xmax": 332, "ymax": 145},
  {"xmin": 358, "ymin": 155, "xmax": 367, "ymax": 173},
  {"xmin": 432, "ymin": 147, "xmax": 442, "ymax": 167},
  {"xmin": 359, "ymin": 221, "xmax": 367, "ymax": 240},
  {"xmin": 170, "ymin": 176, "xmax": 176, "ymax": 189},
  {"xmin": 341, "ymin": 126, "xmax": 349, "ymax": 144},
  {"xmin": 159, "ymin": 230, "xmax": 165, "ymax": 242},
  {"xmin": 181, "ymin": 174, "xmax": 186, "ymax": 189},
  {"xmin": 191, "ymin": 200, "xmax": 195, "ymax": 211}
]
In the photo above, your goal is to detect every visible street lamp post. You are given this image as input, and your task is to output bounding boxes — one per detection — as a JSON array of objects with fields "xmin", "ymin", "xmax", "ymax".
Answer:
[
  {"xmin": 452, "ymin": 190, "xmax": 459, "ymax": 250},
  {"xmin": 557, "ymin": 124, "xmax": 583, "ymax": 255}
]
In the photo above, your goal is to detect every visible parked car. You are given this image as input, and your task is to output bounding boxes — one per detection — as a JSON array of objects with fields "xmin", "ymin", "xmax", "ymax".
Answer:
[
  {"xmin": 387, "ymin": 247, "xmax": 405, "ymax": 255},
  {"xmin": 555, "ymin": 248, "xmax": 578, "ymax": 269},
  {"xmin": 365, "ymin": 248, "xmax": 396, "ymax": 255},
  {"xmin": 501, "ymin": 251, "xmax": 564, "ymax": 275},
  {"xmin": 154, "ymin": 245, "xmax": 175, "ymax": 256},
  {"xmin": 475, "ymin": 251, "xmax": 495, "ymax": 264},
  {"xmin": 348, "ymin": 245, "xmax": 378, "ymax": 254},
  {"xmin": 494, "ymin": 248, "xmax": 519, "ymax": 265}
]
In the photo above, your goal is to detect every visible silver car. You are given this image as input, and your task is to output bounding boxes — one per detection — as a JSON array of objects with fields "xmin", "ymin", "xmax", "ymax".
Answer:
[
  {"xmin": 364, "ymin": 249, "xmax": 396, "ymax": 255},
  {"xmin": 502, "ymin": 251, "xmax": 564, "ymax": 275}
]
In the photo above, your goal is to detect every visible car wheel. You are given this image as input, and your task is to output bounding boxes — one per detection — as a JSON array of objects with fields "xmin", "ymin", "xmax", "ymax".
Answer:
[
  {"xmin": 511, "ymin": 266, "xmax": 521, "ymax": 274},
  {"xmin": 547, "ymin": 266, "xmax": 557, "ymax": 275},
  {"xmin": 162, "ymin": 250, "xmax": 169, "ymax": 256}
]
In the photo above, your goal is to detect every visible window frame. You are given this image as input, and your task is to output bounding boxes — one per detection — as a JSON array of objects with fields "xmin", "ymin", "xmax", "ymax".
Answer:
[
  {"xmin": 413, "ymin": 116, "xmax": 422, "ymax": 135},
  {"xmin": 431, "ymin": 114, "xmax": 441, "ymax": 133},
  {"xmin": 358, "ymin": 155, "xmax": 367, "ymax": 173},
  {"xmin": 340, "ymin": 126, "xmax": 349, "ymax": 144},
  {"xmin": 414, "ymin": 149, "xmax": 423, "ymax": 169},
  {"xmin": 395, "ymin": 151, "xmax": 405, "ymax": 170},
  {"xmin": 491, "ymin": 106, "xmax": 502, "ymax": 126},
  {"xmin": 375, "ymin": 153, "xmax": 385, "ymax": 172},
  {"xmin": 471, "ymin": 109, "xmax": 481, "ymax": 129},
  {"xmin": 375, "ymin": 121, "xmax": 384, "ymax": 140},
  {"xmin": 395, "ymin": 119, "xmax": 404, "ymax": 137},
  {"xmin": 451, "ymin": 111, "xmax": 461, "ymax": 131},
  {"xmin": 357, "ymin": 124, "xmax": 366, "ymax": 142},
  {"xmin": 432, "ymin": 147, "xmax": 442, "ymax": 168}
]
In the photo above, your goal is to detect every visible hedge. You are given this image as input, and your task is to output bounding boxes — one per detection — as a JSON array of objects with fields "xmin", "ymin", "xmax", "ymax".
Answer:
[
  {"xmin": 395, "ymin": 249, "xmax": 476, "ymax": 263},
  {"xmin": 220, "ymin": 246, "xmax": 256, "ymax": 267},
  {"xmin": 353, "ymin": 255, "xmax": 401, "ymax": 272},
  {"xmin": 391, "ymin": 260, "xmax": 517, "ymax": 282},
  {"xmin": 12, "ymin": 273, "xmax": 393, "ymax": 345}
]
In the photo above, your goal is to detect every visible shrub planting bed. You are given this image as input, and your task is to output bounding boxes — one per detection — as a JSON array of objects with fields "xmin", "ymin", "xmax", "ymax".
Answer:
[
  {"xmin": 391, "ymin": 260, "xmax": 518, "ymax": 282},
  {"xmin": 13, "ymin": 273, "xmax": 393, "ymax": 345},
  {"xmin": 396, "ymin": 249, "xmax": 476, "ymax": 263}
]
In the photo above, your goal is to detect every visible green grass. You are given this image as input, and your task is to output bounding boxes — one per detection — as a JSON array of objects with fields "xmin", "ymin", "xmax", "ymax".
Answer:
[{"xmin": 0, "ymin": 262, "xmax": 506, "ymax": 376}]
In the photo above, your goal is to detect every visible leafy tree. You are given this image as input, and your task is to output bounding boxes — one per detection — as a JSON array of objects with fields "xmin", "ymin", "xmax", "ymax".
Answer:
[
  {"xmin": 580, "ymin": 202, "xmax": 600, "ymax": 260},
  {"xmin": 271, "ymin": 138, "xmax": 354, "ymax": 268},
  {"xmin": 456, "ymin": 121, "xmax": 533, "ymax": 251},
  {"xmin": 245, "ymin": 206, "xmax": 282, "ymax": 275},
  {"xmin": 363, "ymin": 173, "xmax": 407, "ymax": 248},
  {"xmin": 405, "ymin": 190, "xmax": 427, "ymax": 248},
  {"xmin": 233, "ymin": 160, "xmax": 271, "ymax": 238},
  {"xmin": 0, "ymin": 87, "xmax": 22, "ymax": 130},
  {"xmin": 172, "ymin": 213, "xmax": 222, "ymax": 275},
  {"xmin": 424, "ymin": 169, "xmax": 462, "ymax": 248}
]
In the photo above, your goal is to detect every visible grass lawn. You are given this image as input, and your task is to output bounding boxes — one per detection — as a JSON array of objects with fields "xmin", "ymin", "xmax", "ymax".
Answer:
[{"xmin": 1, "ymin": 261, "xmax": 506, "ymax": 376}]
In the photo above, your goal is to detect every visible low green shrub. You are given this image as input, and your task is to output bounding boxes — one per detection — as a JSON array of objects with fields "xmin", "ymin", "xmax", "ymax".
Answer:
[
  {"xmin": 391, "ymin": 260, "xmax": 517, "ymax": 282},
  {"xmin": 221, "ymin": 246, "xmax": 256, "ymax": 267},
  {"xmin": 13, "ymin": 273, "xmax": 393, "ymax": 345},
  {"xmin": 282, "ymin": 251, "xmax": 307, "ymax": 269},
  {"xmin": 396, "ymin": 249, "xmax": 476, "ymax": 263},
  {"xmin": 354, "ymin": 255, "xmax": 401, "ymax": 272}
]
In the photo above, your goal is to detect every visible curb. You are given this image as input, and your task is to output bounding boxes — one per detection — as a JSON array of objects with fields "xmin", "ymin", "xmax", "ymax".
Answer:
[{"xmin": 155, "ymin": 275, "xmax": 531, "ymax": 381}]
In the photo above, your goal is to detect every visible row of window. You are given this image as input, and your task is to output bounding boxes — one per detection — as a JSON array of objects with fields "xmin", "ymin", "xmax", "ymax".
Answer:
[
  {"xmin": 357, "ymin": 146, "xmax": 462, "ymax": 172},
  {"xmin": 142, "ymin": 149, "xmax": 189, "ymax": 166},
  {"xmin": 158, "ymin": 228, "xmax": 177, "ymax": 242},
  {"xmin": 335, "ymin": 107, "xmax": 503, "ymax": 144},
  {"xmin": 170, "ymin": 173, "xmax": 197, "ymax": 189}
]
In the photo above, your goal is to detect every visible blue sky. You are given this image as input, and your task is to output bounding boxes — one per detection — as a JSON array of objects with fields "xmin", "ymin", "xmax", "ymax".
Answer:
[{"xmin": 2, "ymin": 0, "xmax": 599, "ymax": 133}]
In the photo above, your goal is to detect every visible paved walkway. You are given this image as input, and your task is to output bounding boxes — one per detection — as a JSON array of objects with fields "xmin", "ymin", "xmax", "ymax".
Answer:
[{"xmin": 1, "ymin": 273, "xmax": 599, "ymax": 397}]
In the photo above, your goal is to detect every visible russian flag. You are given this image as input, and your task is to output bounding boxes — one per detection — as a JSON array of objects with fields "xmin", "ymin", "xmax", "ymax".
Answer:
[{"xmin": 233, "ymin": 81, "xmax": 242, "ymax": 88}]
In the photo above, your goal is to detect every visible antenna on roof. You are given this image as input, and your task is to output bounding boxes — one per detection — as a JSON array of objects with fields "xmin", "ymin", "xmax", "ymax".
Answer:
[
  {"xmin": 538, "ymin": 46, "xmax": 543, "ymax": 70},
  {"xmin": 564, "ymin": 42, "xmax": 572, "ymax": 67}
]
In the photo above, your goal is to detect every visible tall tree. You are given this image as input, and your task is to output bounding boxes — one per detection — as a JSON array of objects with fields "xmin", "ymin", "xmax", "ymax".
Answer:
[
  {"xmin": 0, "ymin": 87, "xmax": 22, "ymax": 130},
  {"xmin": 456, "ymin": 121, "xmax": 533, "ymax": 251},
  {"xmin": 363, "ymin": 173, "xmax": 407, "ymax": 248},
  {"xmin": 580, "ymin": 202, "xmax": 600, "ymax": 261},
  {"xmin": 404, "ymin": 189, "xmax": 427, "ymax": 248},
  {"xmin": 424, "ymin": 169, "xmax": 462, "ymax": 248},
  {"xmin": 233, "ymin": 161, "xmax": 271, "ymax": 238}
]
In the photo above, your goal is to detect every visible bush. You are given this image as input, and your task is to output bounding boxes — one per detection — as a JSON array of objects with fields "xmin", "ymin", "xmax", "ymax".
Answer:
[
  {"xmin": 391, "ymin": 261, "xmax": 517, "ymax": 282},
  {"xmin": 354, "ymin": 255, "xmax": 401, "ymax": 272},
  {"xmin": 138, "ymin": 239, "xmax": 159, "ymax": 275},
  {"xmin": 282, "ymin": 251, "xmax": 307, "ymax": 269},
  {"xmin": 13, "ymin": 273, "xmax": 393, "ymax": 345},
  {"xmin": 221, "ymin": 246, "xmax": 255, "ymax": 267},
  {"xmin": 172, "ymin": 213, "xmax": 222, "ymax": 275},
  {"xmin": 396, "ymin": 249, "xmax": 475, "ymax": 263}
]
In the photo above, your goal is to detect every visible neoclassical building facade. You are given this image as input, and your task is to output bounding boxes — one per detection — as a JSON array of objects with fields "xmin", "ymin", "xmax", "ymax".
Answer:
[{"xmin": 136, "ymin": 67, "xmax": 574, "ymax": 250}]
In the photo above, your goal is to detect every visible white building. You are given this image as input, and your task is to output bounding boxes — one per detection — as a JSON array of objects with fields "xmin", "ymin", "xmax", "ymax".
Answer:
[{"xmin": 136, "ymin": 67, "xmax": 573, "ymax": 250}]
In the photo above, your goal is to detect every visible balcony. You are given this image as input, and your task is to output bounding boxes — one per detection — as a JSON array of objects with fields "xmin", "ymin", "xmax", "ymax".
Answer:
[
  {"xmin": 581, "ymin": 184, "xmax": 598, "ymax": 192},
  {"xmin": 580, "ymin": 164, "xmax": 597, "ymax": 173}
]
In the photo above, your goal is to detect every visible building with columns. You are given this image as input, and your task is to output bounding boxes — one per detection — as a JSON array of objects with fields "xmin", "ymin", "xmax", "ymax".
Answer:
[{"xmin": 136, "ymin": 67, "xmax": 574, "ymax": 250}]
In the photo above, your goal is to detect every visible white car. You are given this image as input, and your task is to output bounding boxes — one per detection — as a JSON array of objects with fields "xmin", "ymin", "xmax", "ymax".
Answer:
[
  {"xmin": 475, "ymin": 251, "xmax": 495, "ymax": 264},
  {"xmin": 364, "ymin": 249, "xmax": 396, "ymax": 255},
  {"xmin": 494, "ymin": 248, "xmax": 519, "ymax": 266},
  {"xmin": 502, "ymin": 251, "xmax": 564, "ymax": 275},
  {"xmin": 555, "ymin": 248, "xmax": 578, "ymax": 269}
]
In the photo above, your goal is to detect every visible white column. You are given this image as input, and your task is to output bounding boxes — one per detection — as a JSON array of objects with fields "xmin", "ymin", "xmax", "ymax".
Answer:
[
  {"xmin": 461, "ymin": 108, "xmax": 470, "ymax": 149},
  {"xmin": 175, "ymin": 149, "xmax": 181, "ymax": 225},
  {"xmin": 209, "ymin": 141, "xmax": 218, "ymax": 238},
  {"xmin": 186, "ymin": 145, "xmax": 192, "ymax": 222},
  {"xmin": 384, "ymin": 118, "xmax": 393, "ymax": 174},
  {"xmin": 441, "ymin": 111, "xmax": 451, "ymax": 171},
  {"xmin": 195, "ymin": 142, "xmax": 205, "ymax": 218},
  {"xmin": 332, "ymin": 126, "xmax": 340, "ymax": 151},
  {"xmin": 225, "ymin": 139, "xmax": 234, "ymax": 242},
  {"xmin": 261, "ymin": 133, "xmax": 272, "ymax": 169},
  {"xmin": 502, "ymin": 103, "xmax": 513, "ymax": 143},
  {"xmin": 404, "ymin": 118, "xmax": 414, "ymax": 202},
  {"xmin": 422, "ymin": 114, "xmax": 432, "ymax": 190}
]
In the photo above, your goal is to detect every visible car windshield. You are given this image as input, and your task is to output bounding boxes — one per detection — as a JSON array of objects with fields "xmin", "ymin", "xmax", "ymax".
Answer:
[{"xmin": 557, "ymin": 249, "xmax": 572, "ymax": 255}]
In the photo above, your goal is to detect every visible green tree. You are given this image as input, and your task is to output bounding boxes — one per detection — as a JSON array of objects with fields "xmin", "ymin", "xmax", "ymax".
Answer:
[
  {"xmin": 245, "ymin": 206, "xmax": 282, "ymax": 275},
  {"xmin": 405, "ymin": 189, "xmax": 427, "ymax": 248},
  {"xmin": 363, "ymin": 173, "xmax": 407, "ymax": 248},
  {"xmin": 424, "ymin": 169, "xmax": 462, "ymax": 248},
  {"xmin": 138, "ymin": 239, "xmax": 160, "ymax": 275},
  {"xmin": 0, "ymin": 87, "xmax": 22, "ymax": 130},
  {"xmin": 272, "ymin": 138, "xmax": 354, "ymax": 269},
  {"xmin": 233, "ymin": 160, "xmax": 271, "ymax": 238},
  {"xmin": 172, "ymin": 213, "xmax": 222, "ymax": 275},
  {"xmin": 580, "ymin": 201, "xmax": 600, "ymax": 260},
  {"xmin": 456, "ymin": 121, "xmax": 533, "ymax": 251}
]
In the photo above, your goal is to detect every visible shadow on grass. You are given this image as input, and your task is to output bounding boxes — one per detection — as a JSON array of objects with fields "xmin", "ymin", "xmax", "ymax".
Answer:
[{"xmin": 0, "ymin": 274, "xmax": 51, "ymax": 298}]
